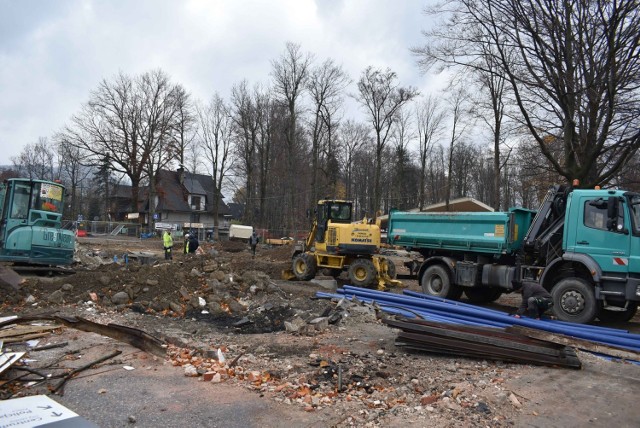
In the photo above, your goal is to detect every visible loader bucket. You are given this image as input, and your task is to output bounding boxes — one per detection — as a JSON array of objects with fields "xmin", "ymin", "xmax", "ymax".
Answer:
[
  {"xmin": 372, "ymin": 257, "xmax": 403, "ymax": 291},
  {"xmin": 281, "ymin": 269, "xmax": 297, "ymax": 280}
]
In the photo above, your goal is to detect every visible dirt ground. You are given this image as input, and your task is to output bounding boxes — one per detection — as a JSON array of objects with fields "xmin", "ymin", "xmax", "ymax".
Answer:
[{"xmin": 1, "ymin": 236, "xmax": 640, "ymax": 427}]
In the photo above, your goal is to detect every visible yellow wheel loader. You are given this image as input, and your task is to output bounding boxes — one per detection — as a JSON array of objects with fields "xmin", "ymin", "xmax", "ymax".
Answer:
[{"xmin": 283, "ymin": 200, "xmax": 401, "ymax": 290}]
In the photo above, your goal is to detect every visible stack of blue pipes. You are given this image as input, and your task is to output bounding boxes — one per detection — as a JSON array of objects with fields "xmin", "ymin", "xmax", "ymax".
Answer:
[{"xmin": 315, "ymin": 285, "xmax": 640, "ymax": 354}]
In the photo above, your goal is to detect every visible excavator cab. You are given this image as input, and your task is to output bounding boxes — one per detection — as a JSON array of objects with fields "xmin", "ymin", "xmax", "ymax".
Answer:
[{"xmin": 0, "ymin": 178, "xmax": 74, "ymax": 266}]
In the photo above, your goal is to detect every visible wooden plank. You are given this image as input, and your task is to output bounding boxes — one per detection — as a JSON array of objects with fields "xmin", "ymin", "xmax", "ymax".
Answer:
[
  {"xmin": 386, "ymin": 318, "xmax": 565, "ymax": 357},
  {"xmin": 397, "ymin": 331, "xmax": 581, "ymax": 368},
  {"xmin": 506, "ymin": 325, "xmax": 640, "ymax": 361},
  {"xmin": 2, "ymin": 333, "xmax": 51, "ymax": 343},
  {"xmin": 0, "ymin": 324, "xmax": 62, "ymax": 339}
]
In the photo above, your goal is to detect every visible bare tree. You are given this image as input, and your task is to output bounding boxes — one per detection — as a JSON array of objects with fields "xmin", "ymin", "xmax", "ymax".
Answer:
[
  {"xmin": 64, "ymin": 70, "xmax": 180, "ymax": 216},
  {"xmin": 197, "ymin": 93, "xmax": 234, "ymax": 239},
  {"xmin": 473, "ymin": 48, "xmax": 513, "ymax": 210},
  {"xmin": 230, "ymin": 80, "xmax": 260, "ymax": 225},
  {"xmin": 306, "ymin": 58, "xmax": 350, "ymax": 205},
  {"xmin": 139, "ymin": 70, "xmax": 181, "ymax": 224},
  {"xmin": 389, "ymin": 108, "xmax": 416, "ymax": 210},
  {"xmin": 415, "ymin": 96, "xmax": 445, "ymax": 210},
  {"xmin": 271, "ymin": 42, "xmax": 313, "ymax": 231},
  {"xmin": 338, "ymin": 120, "xmax": 369, "ymax": 201},
  {"xmin": 444, "ymin": 87, "xmax": 471, "ymax": 210},
  {"xmin": 171, "ymin": 85, "xmax": 196, "ymax": 167},
  {"xmin": 254, "ymin": 86, "xmax": 274, "ymax": 225},
  {"xmin": 12, "ymin": 137, "xmax": 56, "ymax": 180},
  {"xmin": 414, "ymin": 0, "xmax": 640, "ymax": 188},
  {"xmin": 355, "ymin": 66, "xmax": 418, "ymax": 216},
  {"xmin": 53, "ymin": 136, "xmax": 92, "ymax": 220}
]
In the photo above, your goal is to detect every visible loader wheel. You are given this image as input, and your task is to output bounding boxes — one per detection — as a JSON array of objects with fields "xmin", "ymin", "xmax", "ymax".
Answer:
[
  {"xmin": 551, "ymin": 278, "xmax": 597, "ymax": 323},
  {"xmin": 292, "ymin": 253, "xmax": 317, "ymax": 281},
  {"xmin": 348, "ymin": 258, "xmax": 377, "ymax": 288},
  {"xmin": 464, "ymin": 287, "xmax": 503, "ymax": 304},
  {"xmin": 421, "ymin": 265, "xmax": 462, "ymax": 300},
  {"xmin": 597, "ymin": 301, "xmax": 638, "ymax": 323}
]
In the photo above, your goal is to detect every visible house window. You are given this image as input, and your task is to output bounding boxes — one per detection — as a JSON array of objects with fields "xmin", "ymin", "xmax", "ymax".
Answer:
[{"xmin": 191, "ymin": 196, "xmax": 201, "ymax": 211}]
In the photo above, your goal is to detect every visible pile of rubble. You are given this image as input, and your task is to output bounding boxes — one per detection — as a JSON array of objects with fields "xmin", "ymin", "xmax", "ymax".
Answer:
[{"xmin": 4, "ymin": 238, "xmax": 638, "ymax": 426}]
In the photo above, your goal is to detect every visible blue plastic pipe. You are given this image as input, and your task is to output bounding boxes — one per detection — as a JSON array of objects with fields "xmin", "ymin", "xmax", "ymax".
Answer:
[
  {"xmin": 403, "ymin": 289, "xmax": 630, "ymax": 335},
  {"xmin": 330, "ymin": 286, "xmax": 640, "ymax": 352}
]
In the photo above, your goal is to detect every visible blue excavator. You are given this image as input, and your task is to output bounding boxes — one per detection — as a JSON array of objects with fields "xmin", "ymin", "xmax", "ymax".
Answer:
[{"xmin": 0, "ymin": 178, "xmax": 75, "ymax": 288}]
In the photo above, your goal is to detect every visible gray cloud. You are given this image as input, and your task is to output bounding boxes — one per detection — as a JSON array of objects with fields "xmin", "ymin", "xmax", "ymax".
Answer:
[{"xmin": 0, "ymin": 0, "xmax": 442, "ymax": 165}]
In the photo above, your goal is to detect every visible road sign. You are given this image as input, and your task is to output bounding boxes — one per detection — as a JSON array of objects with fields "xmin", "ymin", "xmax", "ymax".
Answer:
[{"xmin": 0, "ymin": 395, "xmax": 98, "ymax": 427}]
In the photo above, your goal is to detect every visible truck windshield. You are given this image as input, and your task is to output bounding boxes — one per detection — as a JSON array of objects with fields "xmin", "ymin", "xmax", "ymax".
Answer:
[{"xmin": 629, "ymin": 194, "xmax": 640, "ymax": 234}]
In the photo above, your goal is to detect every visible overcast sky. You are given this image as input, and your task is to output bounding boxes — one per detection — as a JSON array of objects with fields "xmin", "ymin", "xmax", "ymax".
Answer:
[{"xmin": 0, "ymin": 0, "xmax": 445, "ymax": 166}]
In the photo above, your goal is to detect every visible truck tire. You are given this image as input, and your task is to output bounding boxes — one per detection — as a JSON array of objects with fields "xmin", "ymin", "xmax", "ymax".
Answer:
[
  {"xmin": 597, "ymin": 302, "xmax": 638, "ymax": 323},
  {"xmin": 551, "ymin": 278, "xmax": 597, "ymax": 323},
  {"xmin": 464, "ymin": 287, "xmax": 503, "ymax": 304},
  {"xmin": 292, "ymin": 253, "xmax": 317, "ymax": 281},
  {"xmin": 348, "ymin": 258, "xmax": 377, "ymax": 287},
  {"xmin": 421, "ymin": 265, "xmax": 462, "ymax": 300}
]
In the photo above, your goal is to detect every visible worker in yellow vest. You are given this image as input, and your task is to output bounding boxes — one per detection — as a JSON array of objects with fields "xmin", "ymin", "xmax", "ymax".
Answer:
[{"xmin": 163, "ymin": 230, "xmax": 173, "ymax": 260}]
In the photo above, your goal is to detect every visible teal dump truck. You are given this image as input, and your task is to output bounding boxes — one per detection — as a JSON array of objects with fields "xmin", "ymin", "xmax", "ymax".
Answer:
[
  {"xmin": 388, "ymin": 185, "xmax": 640, "ymax": 323},
  {"xmin": 0, "ymin": 178, "xmax": 75, "ymax": 268}
]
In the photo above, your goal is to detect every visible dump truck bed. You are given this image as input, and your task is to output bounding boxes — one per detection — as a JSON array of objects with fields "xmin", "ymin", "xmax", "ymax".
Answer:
[{"xmin": 387, "ymin": 208, "xmax": 535, "ymax": 256}]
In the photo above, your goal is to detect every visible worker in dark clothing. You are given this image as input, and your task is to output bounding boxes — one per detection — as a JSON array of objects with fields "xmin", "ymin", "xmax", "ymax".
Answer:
[
  {"xmin": 249, "ymin": 231, "xmax": 259, "ymax": 258},
  {"xmin": 187, "ymin": 233, "xmax": 199, "ymax": 253},
  {"xmin": 183, "ymin": 233, "xmax": 190, "ymax": 254},
  {"xmin": 513, "ymin": 281, "xmax": 554, "ymax": 319}
]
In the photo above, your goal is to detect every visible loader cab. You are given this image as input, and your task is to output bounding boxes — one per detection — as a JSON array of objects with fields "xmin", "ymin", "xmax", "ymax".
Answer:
[{"xmin": 314, "ymin": 200, "xmax": 352, "ymax": 243}]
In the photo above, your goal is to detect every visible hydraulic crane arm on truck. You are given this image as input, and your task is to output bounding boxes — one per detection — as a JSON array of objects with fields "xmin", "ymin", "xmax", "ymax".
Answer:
[{"xmin": 388, "ymin": 184, "xmax": 640, "ymax": 324}]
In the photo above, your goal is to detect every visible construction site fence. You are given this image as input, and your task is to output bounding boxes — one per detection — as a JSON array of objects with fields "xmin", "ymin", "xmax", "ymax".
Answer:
[{"xmin": 61, "ymin": 220, "xmax": 309, "ymax": 243}]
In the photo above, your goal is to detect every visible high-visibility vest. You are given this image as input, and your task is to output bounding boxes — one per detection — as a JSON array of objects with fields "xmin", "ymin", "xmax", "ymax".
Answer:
[{"xmin": 163, "ymin": 232, "xmax": 173, "ymax": 247}]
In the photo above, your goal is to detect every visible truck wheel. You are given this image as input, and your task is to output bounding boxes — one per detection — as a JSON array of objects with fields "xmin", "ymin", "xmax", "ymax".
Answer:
[
  {"xmin": 348, "ymin": 259, "xmax": 377, "ymax": 287},
  {"xmin": 464, "ymin": 287, "xmax": 503, "ymax": 303},
  {"xmin": 597, "ymin": 302, "xmax": 638, "ymax": 323},
  {"xmin": 292, "ymin": 253, "xmax": 317, "ymax": 281},
  {"xmin": 551, "ymin": 278, "xmax": 597, "ymax": 323},
  {"xmin": 421, "ymin": 265, "xmax": 462, "ymax": 300}
]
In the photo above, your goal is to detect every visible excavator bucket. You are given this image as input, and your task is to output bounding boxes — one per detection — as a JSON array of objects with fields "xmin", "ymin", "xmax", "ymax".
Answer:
[{"xmin": 0, "ymin": 265, "xmax": 25, "ymax": 290}]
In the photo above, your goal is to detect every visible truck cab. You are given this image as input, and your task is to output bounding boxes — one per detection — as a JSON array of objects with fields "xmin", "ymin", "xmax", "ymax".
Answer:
[{"xmin": 539, "ymin": 188, "xmax": 640, "ymax": 322}]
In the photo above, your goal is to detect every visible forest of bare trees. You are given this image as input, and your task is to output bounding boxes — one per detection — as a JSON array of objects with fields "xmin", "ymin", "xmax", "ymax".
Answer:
[{"xmin": 5, "ymin": 1, "xmax": 640, "ymax": 237}]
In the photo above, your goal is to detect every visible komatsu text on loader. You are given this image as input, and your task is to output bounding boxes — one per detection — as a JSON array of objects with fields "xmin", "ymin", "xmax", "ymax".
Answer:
[{"xmin": 284, "ymin": 199, "xmax": 400, "ymax": 290}]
